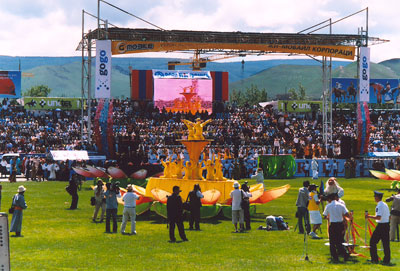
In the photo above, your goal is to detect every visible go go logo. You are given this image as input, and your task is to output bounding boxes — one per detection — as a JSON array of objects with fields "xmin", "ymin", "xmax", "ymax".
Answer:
[{"xmin": 99, "ymin": 50, "xmax": 109, "ymax": 76}]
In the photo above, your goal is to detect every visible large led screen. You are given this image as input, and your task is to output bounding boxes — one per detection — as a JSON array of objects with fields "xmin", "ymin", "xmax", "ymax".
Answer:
[{"xmin": 153, "ymin": 70, "xmax": 212, "ymax": 114}]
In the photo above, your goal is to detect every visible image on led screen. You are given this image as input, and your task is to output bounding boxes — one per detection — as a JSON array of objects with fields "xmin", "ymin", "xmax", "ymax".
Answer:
[{"xmin": 154, "ymin": 78, "xmax": 212, "ymax": 114}]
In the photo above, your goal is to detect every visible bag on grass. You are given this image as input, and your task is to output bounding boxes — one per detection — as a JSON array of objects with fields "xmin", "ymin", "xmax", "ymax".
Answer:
[{"xmin": 90, "ymin": 196, "xmax": 96, "ymax": 206}]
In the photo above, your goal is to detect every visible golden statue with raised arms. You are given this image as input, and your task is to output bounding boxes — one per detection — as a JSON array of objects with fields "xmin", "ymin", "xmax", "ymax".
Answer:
[
  {"xmin": 183, "ymin": 118, "xmax": 212, "ymax": 140},
  {"xmin": 182, "ymin": 119, "xmax": 195, "ymax": 140}
]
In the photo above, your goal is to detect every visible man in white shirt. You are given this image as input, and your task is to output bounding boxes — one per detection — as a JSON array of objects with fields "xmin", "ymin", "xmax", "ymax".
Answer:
[
  {"xmin": 332, "ymin": 160, "xmax": 338, "ymax": 177},
  {"xmin": 120, "ymin": 185, "xmax": 140, "ymax": 235},
  {"xmin": 311, "ymin": 158, "xmax": 318, "ymax": 180},
  {"xmin": 365, "ymin": 191, "xmax": 391, "ymax": 264},
  {"xmin": 323, "ymin": 193, "xmax": 351, "ymax": 262},
  {"xmin": 251, "ymin": 168, "xmax": 265, "ymax": 190},
  {"xmin": 230, "ymin": 181, "xmax": 244, "ymax": 233}
]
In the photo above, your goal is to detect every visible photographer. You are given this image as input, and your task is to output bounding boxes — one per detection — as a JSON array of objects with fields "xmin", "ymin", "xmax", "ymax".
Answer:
[
  {"xmin": 105, "ymin": 182, "xmax": 121, "ymax": 233},
  {"xmin": 296, "ymin": 181, "xmax": 310, "ymax": 234},
  {"xmin": 187, "ymin": 184, "xmax": 204, "ymax": 231},
  {"xmin": 241, "ymin": 182, "xmax": 252, "ymax": 230},
  {"xmin": 92, "ymin": 180, "xmax": 106, "ymax": 223}
]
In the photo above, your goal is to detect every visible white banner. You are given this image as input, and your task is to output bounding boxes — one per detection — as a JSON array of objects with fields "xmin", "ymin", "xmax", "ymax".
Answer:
[
  {"xmin": 152, "ymin": 69, "xmax": 211, "ymax": 79},
  {"xmin": 359, "ymin": 47, "xmax": 370, "ymax": 102},
  {"xmin": 50, "ymin": 150, "xmax": 89, "ymax": 161},
  {"xmin": 95, "ymin": 40, "xmax": 112, "ymax": 98}
]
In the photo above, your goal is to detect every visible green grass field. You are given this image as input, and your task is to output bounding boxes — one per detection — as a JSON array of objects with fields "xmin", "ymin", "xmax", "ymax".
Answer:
[{"xmin": 2, "ymin": 177, "xmax": 399, "ymax": 270}]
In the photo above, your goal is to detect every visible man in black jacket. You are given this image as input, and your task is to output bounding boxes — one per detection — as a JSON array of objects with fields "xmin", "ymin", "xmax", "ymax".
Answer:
[
  {"xmin": 167, "ymin": 186, "xmax": 188, "ymax": 242},
  {"xmin": 68, "ymin": 174, "xmax": 79, "ymax": 210},
  {"xmin": 188, "ymin": 184, "xmax": 204, "ymax": 231}
]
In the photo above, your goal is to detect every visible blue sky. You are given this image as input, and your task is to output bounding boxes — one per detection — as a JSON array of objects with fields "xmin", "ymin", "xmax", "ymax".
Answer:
[{"xmin": 0, "ymin": 0, "xmax": 398, "ymax": 62}]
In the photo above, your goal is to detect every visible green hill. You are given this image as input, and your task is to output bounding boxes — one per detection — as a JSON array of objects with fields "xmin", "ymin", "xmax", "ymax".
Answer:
[
  {"xmin": 332, "ymin": 62, "xmax": 399, "ymax": 79},
  {"xmin": 379, "ymin": 58, "xmax": 400, "ymax": 75},
  {"xmin": 22, "ymin": 62, "xmax": 130, "ymax": 98},
  {"xmin": 6, "ymin": 55, "xmax": 400, "ymax": 99},
  {"xmin": 231, "ymin": 62, "xmax": 399, "ymax": 99}
]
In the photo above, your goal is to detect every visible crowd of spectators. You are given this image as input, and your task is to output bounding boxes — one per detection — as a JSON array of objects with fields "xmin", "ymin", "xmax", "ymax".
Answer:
[
  {"xmin": 1, "ymin": 98, "xmax": 400, "ymax": 177},
  {"xmin": 112, "ymin": 100, "xmax": 400, "ymax": 165}
]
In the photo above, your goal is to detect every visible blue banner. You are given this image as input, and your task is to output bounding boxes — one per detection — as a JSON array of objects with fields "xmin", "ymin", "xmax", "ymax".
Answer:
[
  {"xmin": 332, "ymin": 78, "xmax": 400, "ymax": 104},
  {"xmin": 331, "ymin": 78, "xmax": 358, "ymax": 103},
  {"xmin": 0, "ymin": 71, "xmax": 21, "ymax": 98},
  {"xmin": 369, "ymin": 79, "xmax": 400, "ymax": 104}
]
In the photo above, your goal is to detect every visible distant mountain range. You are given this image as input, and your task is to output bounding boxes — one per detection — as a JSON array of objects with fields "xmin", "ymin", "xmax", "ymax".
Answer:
[{"xmin": 1, "ymin": 56, "xmax": 399, "ymax": 99}]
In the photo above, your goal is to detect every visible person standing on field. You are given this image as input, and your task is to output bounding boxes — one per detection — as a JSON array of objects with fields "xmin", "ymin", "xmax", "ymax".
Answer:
[
  {"xmin": 121, "ymin": 184, "xmax": 140, "ymax": 235},
  {"xmin": 10, "ymin": 186, "xmax": 28, "ymax": 237},
  {"xmin": 366, "ymin": 191, "xmax": 391, "ymax": 264}
]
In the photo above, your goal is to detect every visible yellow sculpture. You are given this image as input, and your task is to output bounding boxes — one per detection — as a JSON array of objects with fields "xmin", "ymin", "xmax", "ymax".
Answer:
[
  {"xmin": 183, "ymin": 160, "xmax": 194, "ymax": 180},
  {"xmin": 214, "ymin": 155, "xmax": 226, "ymax": 181},
  {"xmin": 198, "ymin": 161, "xmax": 205, "ymax": 180},
  {"xmin": 205, "ymin": 159, "xmax": 215, "ymax": 180},
  {"xmin": 194, "ymin": 118, "xmax": 212, "ymax": 140},
  {"xmin": 183, "ymin": 119, "xmax": 195, "ymax": 140},
  {"xmin": 160, "ymin": 159, "xmax": 172, "ymax": 178},
  {"xmin": 175, "ymin": 158, "xmax": 183, "ymax": 179},
  {"xmin": 145, "ymin": 118, "xmax": 236, "ymax": 203}
]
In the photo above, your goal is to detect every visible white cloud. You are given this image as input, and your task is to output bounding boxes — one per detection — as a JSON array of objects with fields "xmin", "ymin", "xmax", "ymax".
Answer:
[{"xmin": 0, "ymin": 0, "xmax": 397, "ymax": 62}]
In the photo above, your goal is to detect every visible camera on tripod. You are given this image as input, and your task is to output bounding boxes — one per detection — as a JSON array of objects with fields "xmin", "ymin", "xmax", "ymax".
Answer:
[{"xmin": 108, "ymin": 181, "xmax": 120, "ymax": 193}]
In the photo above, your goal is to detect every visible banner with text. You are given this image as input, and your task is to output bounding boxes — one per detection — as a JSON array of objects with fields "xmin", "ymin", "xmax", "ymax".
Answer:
[
  {"xmin": 359, "ymin": 47, "xmax": 370, "ymax": 102},
  {"xmin": 95, "ymin": 40, "xmax": 112, "ymax": 98},
  {"xmin": 112, "ymin": 41, "xmax": 356, "ymax": 60},
  {"xmin": 152, "ymin": 70, "xmax": 211, "ymax": 80},
  {"xmin": 24, "ymin": 97, "xmax": 83, "ymax": 110},
  {"xmin": 278, "ymin": 100, "xmax": 322, "ymax": 112},
  {"xmin": 0, "ymin": 71, "xmax": 21, "ymax": 98}
]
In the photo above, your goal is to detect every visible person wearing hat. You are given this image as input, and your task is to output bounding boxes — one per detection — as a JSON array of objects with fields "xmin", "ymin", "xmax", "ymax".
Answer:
[
  {"xmin": 121, "ymin": 184, "xmax": 140, "ymax": 235},
  {"xmin": 323, "ymin": 193, "xmax": 351, "ymax": 262},
  {"xmin": 10, "ymin": 185, "xmax": 28, "ymax": 237},
  {"xmin": 167, "ymin": 186, "xmax": 188, "ymax": 242},
  {"xmin": 92, "ymin": 180, "xmax": 106, "ymax": 223},
  {"xmin": 230, "ymin": 181, "xmax": 245, "ymax": 233},
  {"xmin": 365, "ymin": 191, "xmax": 391, "ymax": 264},
  {"xmin": 308, "ymin": 184, "xmax": 322, "ymax": 239},
  {"xmin": 295, "ymin": 180, "xmax": 311, "ymax": 234}
]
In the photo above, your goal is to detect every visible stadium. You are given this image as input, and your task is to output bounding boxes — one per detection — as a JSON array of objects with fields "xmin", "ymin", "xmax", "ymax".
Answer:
[{"xmin": 0, "ymin": 1, "xmax": 399, "ymax": 270}]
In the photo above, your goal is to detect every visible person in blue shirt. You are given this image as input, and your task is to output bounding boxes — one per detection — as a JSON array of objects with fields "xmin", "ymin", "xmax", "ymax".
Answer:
[
  {"xmin": 10, "ymin": 185, "xmax": 28, "ymax": 237},
  {"xmin": 105, "ymin": 182, "xmax": 121, "ymax": 233}
]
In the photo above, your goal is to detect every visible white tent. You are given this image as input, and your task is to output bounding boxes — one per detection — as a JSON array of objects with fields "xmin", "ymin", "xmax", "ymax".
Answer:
[{"xmin": 259, "ymin": 101, "xmax": 278, "ymax": 109}]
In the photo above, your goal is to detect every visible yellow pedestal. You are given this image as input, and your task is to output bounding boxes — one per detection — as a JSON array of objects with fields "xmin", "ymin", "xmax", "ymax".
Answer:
[{"xmin": 145, "ymin": 177, "xmax": 235, "ymax": 204}]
